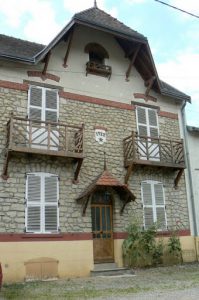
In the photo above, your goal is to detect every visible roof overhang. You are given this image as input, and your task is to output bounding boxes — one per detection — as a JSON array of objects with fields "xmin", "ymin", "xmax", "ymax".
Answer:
[{"xmin": 76, "ymin": 170, "xmax": 136, "ymax": 215}]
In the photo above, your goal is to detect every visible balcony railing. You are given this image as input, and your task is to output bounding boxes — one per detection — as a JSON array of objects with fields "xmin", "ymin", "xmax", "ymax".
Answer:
[
  {"xmin": 124, "ymin": 131, "xmax": 185, "ymax": 169},
  {"xmin": 86, "ymin": 61, "xmax": 112, "ymax": 79},
  {"xmin": 6, "ymin": 116, "xmax": 84, "ymax": 159}
]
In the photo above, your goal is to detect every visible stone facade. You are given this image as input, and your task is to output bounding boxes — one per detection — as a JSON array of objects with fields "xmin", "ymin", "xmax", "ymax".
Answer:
[{"xmin": 0, "ymin": 88, "xmax": 189, "ymax": 233}]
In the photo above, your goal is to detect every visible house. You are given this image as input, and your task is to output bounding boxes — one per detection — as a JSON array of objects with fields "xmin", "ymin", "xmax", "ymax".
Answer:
[
  {"xmin": 0, "ymin": 2, "xmax": 196, "ymax": 282},
  {"xmin": 185, "ymin": 125, "xmax": 199, "ymax": 260}
]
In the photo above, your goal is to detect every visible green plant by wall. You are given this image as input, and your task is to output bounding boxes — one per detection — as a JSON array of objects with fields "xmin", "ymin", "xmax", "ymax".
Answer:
[{"xmin": 122, "ymin": 221, "xmax": 164, "ymax": 267}]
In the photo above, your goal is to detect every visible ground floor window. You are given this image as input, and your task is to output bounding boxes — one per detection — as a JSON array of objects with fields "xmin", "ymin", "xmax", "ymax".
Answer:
[
  {"xmin": 141, "ymin": 180, "xmax": 167, "ymax": 230},
  {"xmin": 25, "ymin": 173, "xmax": 59, "ymax": 233}
]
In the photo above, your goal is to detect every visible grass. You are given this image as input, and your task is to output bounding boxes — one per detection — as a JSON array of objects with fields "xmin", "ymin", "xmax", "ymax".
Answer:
[{"xmin": 1, "ymin": 263, "xmax": 199, "ymax": 300}]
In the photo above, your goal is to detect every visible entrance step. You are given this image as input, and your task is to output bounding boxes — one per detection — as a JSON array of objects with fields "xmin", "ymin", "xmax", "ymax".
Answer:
[{"xmin": 91, "ymin": 263, "xmax": 134, "ymax": 277}]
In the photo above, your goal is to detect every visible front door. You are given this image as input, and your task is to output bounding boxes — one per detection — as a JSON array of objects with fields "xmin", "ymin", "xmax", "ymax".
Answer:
[{"xmin": 91, "ymin": 191, "xmax": 114, "ymax": 263}]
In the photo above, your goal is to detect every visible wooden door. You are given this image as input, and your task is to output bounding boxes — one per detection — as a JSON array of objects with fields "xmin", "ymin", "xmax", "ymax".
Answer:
[{"xmin": 91, "ymin": 191, "xmax": 114, "ymax": 263}]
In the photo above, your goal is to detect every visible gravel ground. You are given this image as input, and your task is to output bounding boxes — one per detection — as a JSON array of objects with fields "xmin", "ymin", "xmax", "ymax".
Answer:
[{"xmin": 1, "ymin": 263, "xmax": 199, "ymax": 299}]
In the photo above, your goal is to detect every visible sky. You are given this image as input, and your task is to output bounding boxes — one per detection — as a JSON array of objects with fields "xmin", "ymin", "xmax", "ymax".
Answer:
[{"xmin": 0, "ymin": 0, "xmax": 199, "ymax": 126}]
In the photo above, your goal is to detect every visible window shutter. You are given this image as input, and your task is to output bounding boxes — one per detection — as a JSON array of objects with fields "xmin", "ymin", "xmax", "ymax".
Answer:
[
  {"xmin": 137, "ymin": 107, "xmax": 148, "ymax": 137},
  {"xmin": 44, "ymin": 175, "xmax": 58, "ymax": 232},
  {"xmin": 26, "ymin": 175, "xmax": 41, "ymax": 232},
  {"xmin": 142, "ymin": 181, "xmax": 167, "ymax": 230},
  {"xmin": 148, "ymin": 109, "xmax": 159, "ymax": 138},
  {"xmin": 29, "ymin": 86, "xmax": 42, "ymax": 121},
  {"xmin": 154, "ymin": 183, "xmax": 167, "ymax": 229},
  {"xmin": 45, "ymin": 89, "xmax": 58, "ymax": 123},
  {"xmin": 142, "ymin": 182, "xmax": 153, "ymax": 229}
]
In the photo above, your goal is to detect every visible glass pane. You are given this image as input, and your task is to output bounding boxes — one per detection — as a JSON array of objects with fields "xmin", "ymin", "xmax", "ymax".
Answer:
[
  {"xmin": 106, "ymin": 207, "xmax": 111, "ymax": 231},
  {"xmin": 91, "ymin": 207, "xmax": 95, "ymax": 232},
  {"xmin": 95, "ymin": 207, "xmax": 100, "ymax": 231},
  {"xmin": 102, "ymin": 206, "xmax": 106, "ymax": 231},
  {"xmin": 102, "ymin": 233, "xmax": 107, "ymax": 239},
  {"xmin": 156, "ymin": 207, "xmax": 166, "ymax": 230}
]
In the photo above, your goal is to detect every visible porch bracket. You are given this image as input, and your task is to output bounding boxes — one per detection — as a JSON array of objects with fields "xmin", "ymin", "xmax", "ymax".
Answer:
[
  {"xmin": 145, "ymin": 76, "xmax": 156, "ymax": 97},
  {"xmin": 82, "ymin": 196, "xmax": 91, "ymax": 216},
  {"xmin": 120, "ymin": 197, "xmax": 130, "ymax": 215},
  {"xmin": 63, "ymin": 29, "xmax": 74, "ymax": 68},
  {"xmin": 125, "ymin": 44, "xmax": 141, "ymax": 81},
  {"xmin": 174, "ymin": 169, "xmax": 184, "ymax": 189},
  {"xmin": 125, "ymin": 163, "xmax": 134, "ymax": 184},
  {"xmin": 73, "ymin": 158, "xmax": 83, "ymax": 184}
]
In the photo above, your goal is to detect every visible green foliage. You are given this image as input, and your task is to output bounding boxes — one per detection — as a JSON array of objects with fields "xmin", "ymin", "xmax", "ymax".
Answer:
[
  {"xmin": 122, "ymin": 221, "xmax": 163, "ymax": 267},
  {"xmin": 168, "ymin": 232, "xmax": 182, "ymax": 258}
]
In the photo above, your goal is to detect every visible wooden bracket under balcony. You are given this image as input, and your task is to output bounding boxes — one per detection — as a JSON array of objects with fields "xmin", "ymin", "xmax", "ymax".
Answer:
[
  {"xmin": 174, "ymin": 169, "xmax": 184, "ymax": 189},
  {"xmin": 63, "ymin": 29, "xmax": 74, "ymax": 68}
]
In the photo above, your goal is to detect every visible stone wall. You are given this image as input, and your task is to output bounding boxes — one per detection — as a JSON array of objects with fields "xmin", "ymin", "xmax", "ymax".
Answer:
[{"xmin": 0, "ymin": 88, "xmax": 189, "ymax": 233}]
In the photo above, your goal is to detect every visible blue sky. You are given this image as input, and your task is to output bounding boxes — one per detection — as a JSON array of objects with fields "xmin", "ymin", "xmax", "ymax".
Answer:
[{"xmin": 0, "ymin": 0, "xmax": 199, "ymax": 126}]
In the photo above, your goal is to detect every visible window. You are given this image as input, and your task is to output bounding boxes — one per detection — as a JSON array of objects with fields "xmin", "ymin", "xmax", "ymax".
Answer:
[
  {"xmin": 25, "ymin": 173, "xmax": 59, "ymax": 233},
  {"xmin": 28, "ymin": 86, "xmax": 59, "ymax": 123},
  {"xmin": 141, "ymin": 181, "xmax": 167, "ymax": 230},
  {"xmin": 136, "ymin": 106, "xmax": 159, "ymax": 161},
  {"xmin": 28, "ymin": 86, "xmax": 59, "ymax": 150},
  {"xmin": 85, "ymin": 43, "xmax": 112, "ymax": 79}
]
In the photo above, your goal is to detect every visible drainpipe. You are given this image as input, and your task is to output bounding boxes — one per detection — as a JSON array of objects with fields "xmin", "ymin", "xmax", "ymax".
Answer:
[{"xmin": 181, "ymin": 100, "xmax": 198, "ymax": 258}]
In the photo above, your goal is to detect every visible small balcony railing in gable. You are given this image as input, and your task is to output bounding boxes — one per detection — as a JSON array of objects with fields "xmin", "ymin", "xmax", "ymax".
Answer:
[
  {"xmin": 2, "ymin": 115, "xmax": 84, "ymax": 181},
  {"xmin": 123, "ymin": 131, "xmax": 185, "ymax": 169},
  {"xmin": 86, "ymin": 61, "xmax": 112, "ymax": 79}
]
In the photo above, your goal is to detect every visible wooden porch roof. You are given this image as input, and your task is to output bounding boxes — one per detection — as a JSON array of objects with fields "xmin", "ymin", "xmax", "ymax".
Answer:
[{"xmin": 76, "ymin": 169, "xmax": 136, "ymax": 215}]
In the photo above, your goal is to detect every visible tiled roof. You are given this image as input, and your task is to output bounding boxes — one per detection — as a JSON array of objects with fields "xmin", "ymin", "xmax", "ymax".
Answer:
[
  {"xmin": 76, "ymin": 169, "xmax": 136, "ymax": 202},
  {"xmin": 0, "ymin": 34, "xmax": 44, "ymax": 59},
  {"xmin": 74, "ymin": 7, "xmax": 146, "ymax": 41},
  {"xmin": 160, "ymin": 80, "xmax": 191, "ymax": 102}
]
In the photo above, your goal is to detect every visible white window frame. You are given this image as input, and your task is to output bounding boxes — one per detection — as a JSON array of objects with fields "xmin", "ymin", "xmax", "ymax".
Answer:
[
  {"xmin": 28, "ymin": 85, "xmax": 59, "ymax": 122},
  {"xmin": 141, "ymin": 180, "xmax": 167, "ymax": 230},
  {"xmin": 25, "ymin": 172, "xmax": 59, "ymax": 233}
]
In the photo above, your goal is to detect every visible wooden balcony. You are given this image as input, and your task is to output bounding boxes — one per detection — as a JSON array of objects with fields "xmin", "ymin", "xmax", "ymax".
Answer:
[
  {"xmin": 86, "ymin": 61, "xmax": 112, "ymax": 79},
  {"xmin": 123, "ymin": 131, "xmax": 185, "ymax": 187},
  {"xmin": 2, "ymin": 115, "xmax": 84, "ymax": 181}
]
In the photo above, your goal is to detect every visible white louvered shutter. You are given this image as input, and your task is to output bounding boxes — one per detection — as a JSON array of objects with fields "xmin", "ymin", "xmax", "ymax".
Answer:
[
  {"xmin": 29, "ymin": 86, "xmax": 42, "ymax": 121},
  {"xmin": 44, "ymin": 175, "xmax": 59, "ymax": 232},
  {"xmin": 148, "ymin": 109, "xmax": 159, "ymax": 138},
  {"xmin": 142, "ymin": 182, "xmax": 153, "ymax": 229},
  {"xmin": 26, "ymin": 174, "xmax": 41, "ymax": 232},
  {"xmin": 154, "ymin": 183, "xmax": 167, "ymax": 229},
  {"xmin": 142, "ymin": 181, "xmax": 167, "ymax": 230},
  {"xmin": 136, "ymin": 106, "xmax": 148, "ymax": 137},
  {"xmin": 45, "ymin": 89, "xmax": 58, "ymax": 123}
]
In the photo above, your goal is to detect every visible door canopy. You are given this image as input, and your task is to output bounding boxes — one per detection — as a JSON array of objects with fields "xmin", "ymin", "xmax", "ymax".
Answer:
[{"xmin": 76, "ymin": 169, "xmax": 136, "ymax": 215}]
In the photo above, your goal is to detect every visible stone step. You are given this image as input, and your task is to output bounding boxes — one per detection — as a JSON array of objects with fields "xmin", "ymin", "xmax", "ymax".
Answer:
[{"xmin": 91, "ymin": 263, "xmax": 134, "ymax": 276}]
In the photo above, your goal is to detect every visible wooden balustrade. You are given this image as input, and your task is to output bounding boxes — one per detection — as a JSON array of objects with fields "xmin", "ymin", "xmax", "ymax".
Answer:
[
  {"xmin": 2, "ymin": 115, "xmax": 84, "ymax": 180},
  {"xmin": 124, "ymin": 131, "xmax": 185, "ymax": 169},
  {"xmin": 86, "ymin": 61, "xmax": 112, "ymax": 79}
]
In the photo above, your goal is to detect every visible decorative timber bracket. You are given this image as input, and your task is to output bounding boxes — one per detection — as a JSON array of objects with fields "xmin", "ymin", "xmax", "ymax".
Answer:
[
  {"xmin": 42, "ymin": 51, "xmax": 52, "ymax": 77},
  {"xmin": 73, "ymin": 158, "xmax": 83, "ymax": 184},
  {"xmin": 63, "ymin": 29, "xmax": 74, "ymax": 68},
  {"xmin": 125, "ymin": 44, "xmax": 141, "ymax": 81},
  {"xmin": 145, "ymin": 76, "xmax": 156, "ymax": 97}
]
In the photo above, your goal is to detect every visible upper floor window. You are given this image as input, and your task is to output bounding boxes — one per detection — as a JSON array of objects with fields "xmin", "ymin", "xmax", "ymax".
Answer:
[
  {"xmin": 141, "ymin": 180, "xmax": 167, "ymax": 230},
  {"xmin": 136, "ymin": 106, "xmax": 159, "ymax": 161},
  {"xmin": 25, "ymin": 173, "xmax": 59, "ymax": 233},
  {"xmin": 28, "ymin": 86, "xmax": 59, "ymax": 123},
  {"xmin": 85, "ymin": 43, "xmax": 112, "ymax": 79}
]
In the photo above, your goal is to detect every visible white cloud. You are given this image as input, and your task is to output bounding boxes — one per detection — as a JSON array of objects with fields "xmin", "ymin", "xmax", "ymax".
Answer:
[
  {"xmin": 0, "ymin": 0, "xmax": 61, "ymax": 44},
  {"xmin": 157, "ymin": 50, "xmax": 199, "ymax": 125}
]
